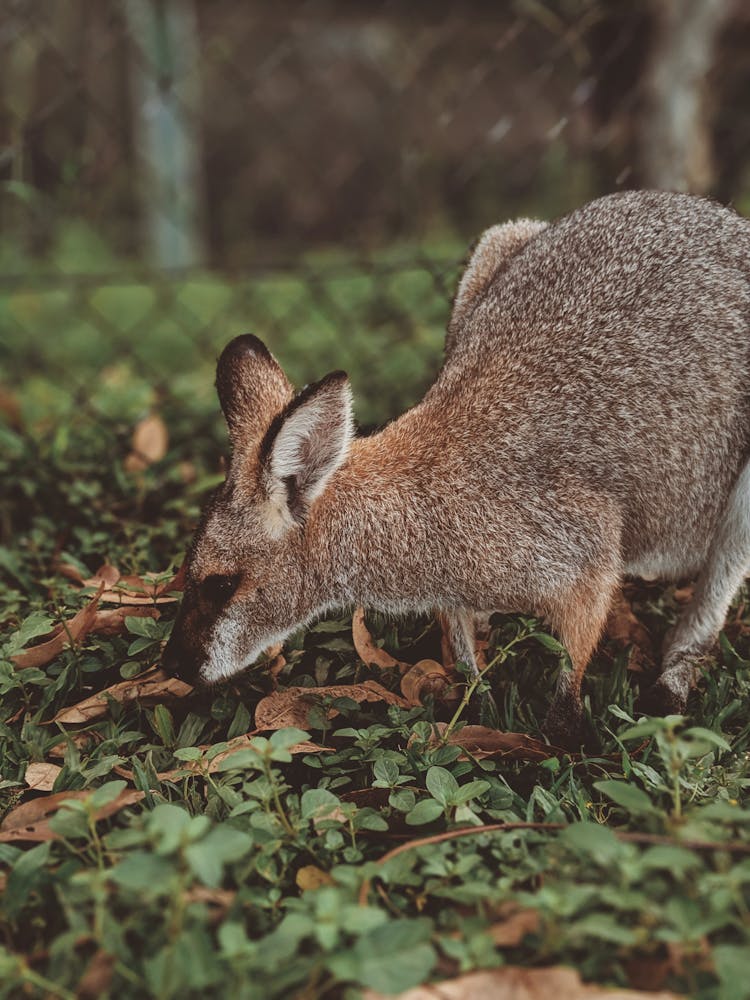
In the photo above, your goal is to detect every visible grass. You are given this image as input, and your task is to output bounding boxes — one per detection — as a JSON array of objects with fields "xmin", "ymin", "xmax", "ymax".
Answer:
[{"xmin": 1, "ymin": 238, "xmax": 750, "ymax": 999}]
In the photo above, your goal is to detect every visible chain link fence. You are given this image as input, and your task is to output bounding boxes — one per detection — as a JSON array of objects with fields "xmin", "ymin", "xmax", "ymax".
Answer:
[{"xmin": 2, "ymin": 0, "xmax": 750, "ymax": 432}]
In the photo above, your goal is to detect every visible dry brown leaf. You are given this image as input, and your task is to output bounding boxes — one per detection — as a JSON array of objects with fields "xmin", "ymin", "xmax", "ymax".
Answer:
[
  {"xmin": 0, "ymin": 386, "xmax": 22, "ymax": 428},
  {"xmin": 264, "ymin": 642, "xmax": 287, "ymax": 680},
  {"xmin": 196, "ymin": 735, "xmax": 332, "ymax": 773},
  {"xmin": 255, "ymin": 680, "xmax": 408, "ymax": 730},
  {"xmin": 99, "ymin": 592, "xmax": 178, "ymax": 605},
  {"xmin": 363, "ymin": 966, "xmax": 683, "ymax": 1000},
  {"xmin": 0, "ymin": 788, "xmax": 145, "ymax": 843},
  {"xmin": 77, "ymin": 949, "xmax": 115, "ymax": 1000},
  {"xmin": 352, "ymin": 607, "xmax": 405, "ymax": 671},
  {"xmin": 401, "ymin": 659, "xmax": 459, "ymax": 706},
  {"xmin": 296, "ymin": 865, "xmax": 335, "ymax": 891},
  {"xmin": 91, "ymin": 605, "xmax": 161, "ymax": 635},
  {"xmin": 87, "ymin": 563, "xmax": 121, "ymax": 589},
  {"xmin": 24, "ymin": 762, "xmax": 62, "ymax": 792},
  {"xmin": 49, "ymin": 733, "xmax": 94, "ymax": 758},
  {"xmin": 673, "ymin": 585, "xmax": 694, "ymax": 606},
  {"xmin": 59, "ymin": 561, "xmax": 185, "ymax": 606},
  {"xmin": 184, "ymin": 886, "xmax": 235, "ymax": 914},
  {"xmin": 178, "ymin": 460, "xmax": 197, "ymax": 484},
  {"xmin": 124, "ymin": 413, "xmax": 169, "ymax": 472},
  {"xmin": 51, "ymin": 669, "xmax": 192, "ymax": 726},
  {"xmin": 421, "ymin": 723, "xmax": 562, "ymax": 762},
  {"xmin": 486, "ymin": 904, "xmax": 540, "ymax": 947},
  {"xmin": 606, "ymin": 590, "xmax": 654, "ymax": 672},
  {"xmin": 114, "ymin": 735, "xmax": 333, "ymax": 783},
  {"xmin": 11, "ymin": 586, "xmax": 103, "ymax": 670}
]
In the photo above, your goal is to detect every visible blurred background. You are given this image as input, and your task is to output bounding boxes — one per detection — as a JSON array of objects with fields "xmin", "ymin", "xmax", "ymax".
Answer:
[{"xmin": 2, "ymin": 0, "xmax": 750, "ymax": 445}]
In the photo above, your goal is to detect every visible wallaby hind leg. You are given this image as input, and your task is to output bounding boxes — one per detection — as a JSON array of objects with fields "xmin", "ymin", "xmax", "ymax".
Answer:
[
  {"xmin": 645, "ymin": 458, "xmax": 750, "ymax": 714},
  {"xmin": 543, "ymin": 569, "xmax": 620, "ymax": 748},
  {"xmin": 444, "ymin": 610, "xmax": 480, "ymax": 676}
]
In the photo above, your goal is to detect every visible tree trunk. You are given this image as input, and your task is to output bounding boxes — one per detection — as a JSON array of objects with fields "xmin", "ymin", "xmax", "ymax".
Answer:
[
  {"xmin": 640, "ymin": 0, "xmax": 733, "ymax": 194},
  {"xmin": 125, "ymin": 0, "xmax": 205, "ymax": 268}
]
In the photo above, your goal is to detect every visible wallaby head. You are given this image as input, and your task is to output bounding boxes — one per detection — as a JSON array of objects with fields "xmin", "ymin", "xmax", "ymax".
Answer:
[{"xmin": 161, "ymin": 334, "xmax": 354, "ymax": 684}]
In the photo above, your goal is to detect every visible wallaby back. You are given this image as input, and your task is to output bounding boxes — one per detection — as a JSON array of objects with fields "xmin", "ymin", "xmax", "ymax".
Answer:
[{"xmin": 163, "ymin": 190, "xmax": 750, "ymax": 744}]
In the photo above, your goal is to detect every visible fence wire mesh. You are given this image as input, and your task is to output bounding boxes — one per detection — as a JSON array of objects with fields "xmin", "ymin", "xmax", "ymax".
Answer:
[{"xmin": 2, "ymin": 0, "xmax": 750, "ymax": 432}]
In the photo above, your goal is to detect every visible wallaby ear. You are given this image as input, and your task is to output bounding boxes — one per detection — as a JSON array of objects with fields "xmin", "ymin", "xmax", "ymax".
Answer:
[
  {"xmin": 260, "ymin": 371, "xmax": 354, "ymax": 529},
  {"xmin": 215, "ymin": 334, "xmax": 293, "ymax": 450}
]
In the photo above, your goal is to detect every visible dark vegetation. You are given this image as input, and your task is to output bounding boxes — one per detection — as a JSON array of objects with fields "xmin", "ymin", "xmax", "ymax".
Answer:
[{"xmin": 1, "ymin": 266, "xmax": 749, "ymax": 998}]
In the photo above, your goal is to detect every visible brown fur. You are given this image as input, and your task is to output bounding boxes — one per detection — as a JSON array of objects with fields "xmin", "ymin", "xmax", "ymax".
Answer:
[{"xmin": 163, "ymin": 190, "xmax": 750, "ymax": 745}]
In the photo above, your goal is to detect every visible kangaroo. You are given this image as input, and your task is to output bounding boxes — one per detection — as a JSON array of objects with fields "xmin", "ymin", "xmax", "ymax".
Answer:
[{"xmin": 162, "ymin": 189, "xmax": 750, "ymax": 745}]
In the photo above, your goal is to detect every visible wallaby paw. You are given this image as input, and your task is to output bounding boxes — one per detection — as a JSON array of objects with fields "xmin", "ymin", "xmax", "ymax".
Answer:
[
  {"xmin": 543, "ymin": 690, "xmax": 584, "ymax": 750},
  {"xmin": 637, "ymin": 673, "xmax": 689, "ymax": 716}
]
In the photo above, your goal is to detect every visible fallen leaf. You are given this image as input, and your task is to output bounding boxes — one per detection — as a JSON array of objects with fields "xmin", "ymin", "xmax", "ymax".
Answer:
[
  {"xmin": 486, "ymin": 904, "xmax": 540, "ymax": 946},
  {"xmin": 77, "ymin": 949, "xmax": 115, "ymax": 999},
  {"xmin": 11, "ymin": 586, "xmax": 104, "ymax": 669},
  {"xmin": 91, "ymin": 605, "xmax": 161, "ymax": 635},
  {"xmin": 183, "ymin": 886, "xmax": 235, "ymax": 914},
  {"xmin": 401, "ymin": 659, "xmax": 459, "ymax": 706},
  {"xmin": 98, "ymin": 592, "xmax": 177, "ymax": 605},
  {"xmin": 51, "ymin": 669, "xmax": 192, "ymax": 725},
  {"xmin": 254, "ymin": 680, "xmax": 408, "ymax": 730},
  {"xmin": 264, "ymin": 642, "xmax": 287, "ymax": 680},
  {"xmin": 197, "ymin": 735, "xmax": 332, "ymax": 772},
  {"xmin": 352, "ymin": 608, "xmax": 405, "ymax": 671},
  {"xmin": 606, "ymin": 590, "xmax": 653, "ymax": 672},
  {"xmin": 48, "ymin": 733, "xmax": 94, "ymax": 758},
  {"xmin": 178, "ymin": 461, "xmax": 197, "ymax": 484},
  {"xmin": 363, "ymin": 965, "xmax": 683, "ymax": 999},
  {"xmin": 124, "ymin": 413, "xmax": 169, "ymax": 472},
  {"xmin": 24, "ymin": 762, "xmax": 62, "ymax": 792},
  {"xmin": 0, "ymin": 788, "xmax": 145, "ymax": 843},
  {"xmin": 114, "ymin": 735, "xmax": 332, "ymax": 784},
  {"xmin": 296, "ymin": 865, "xmax": 335, "ymax": 891},
  {"xmin": 88, "ymin": 563, "xmax": 121, "ymax": 589},
  {"xmin": 673, "ymin": 585, "xmax": 694, "ymax": 606},
  {"xmin": 59, "ymin": 562, "xmax": 185, "ymax": 606},
  {"xmin": 421, "ymin": 723, "xmax": 562, "ymax": 762},
  {"xmin": 625, "ymin": 939, "xmax": 710, "ymax": 992},
  {"xmin": 0, "ymin": 386, "xmax": 22, "ymax": 428}
]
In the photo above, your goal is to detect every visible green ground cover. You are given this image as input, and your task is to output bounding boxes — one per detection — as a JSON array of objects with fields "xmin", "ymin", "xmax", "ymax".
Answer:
[{"xmin": 1, "ymin": 234, "xmax": 749, "ymax": 998}]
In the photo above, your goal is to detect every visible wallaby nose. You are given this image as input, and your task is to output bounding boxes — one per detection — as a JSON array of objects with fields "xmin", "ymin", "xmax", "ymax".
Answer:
[{"xmin": 161, "ymin": 636, "xmax": 199, "ymax": 685}]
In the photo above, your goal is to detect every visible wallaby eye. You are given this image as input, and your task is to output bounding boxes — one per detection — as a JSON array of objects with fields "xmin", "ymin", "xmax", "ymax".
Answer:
[{"xmin": 200, "ymin": 574, "xmax": 240, "ymax": 604}]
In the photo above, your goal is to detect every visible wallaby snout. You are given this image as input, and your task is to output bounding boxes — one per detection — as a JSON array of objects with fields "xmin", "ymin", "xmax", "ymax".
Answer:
[{"xmin": 167, "ymin": 190, "xmax": 750, "ymax": 744}]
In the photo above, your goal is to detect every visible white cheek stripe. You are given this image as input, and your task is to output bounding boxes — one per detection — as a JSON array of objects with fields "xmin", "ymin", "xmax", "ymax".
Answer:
[{"xmin": 198, "ymin": 617, "xmax": 296, "ymax": 684}]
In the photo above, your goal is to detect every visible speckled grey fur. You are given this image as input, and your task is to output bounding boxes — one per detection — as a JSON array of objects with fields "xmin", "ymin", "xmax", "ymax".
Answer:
[{"xmin": 163, "ymin": 190, "xmax": 750, "ymax": 745}]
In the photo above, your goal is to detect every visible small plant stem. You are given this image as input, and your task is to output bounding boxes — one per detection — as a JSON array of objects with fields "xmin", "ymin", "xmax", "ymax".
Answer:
[
  {"xmin": 442, "ymin": 652, "xmax": 503, "ymax": 740},
  {"xmin": 265, "ymin": 761, "xmax": 296, "ymax": 838},
  {"xmin": 22, "ymin": 967, "xmax": 77, "ymax": 1000}
]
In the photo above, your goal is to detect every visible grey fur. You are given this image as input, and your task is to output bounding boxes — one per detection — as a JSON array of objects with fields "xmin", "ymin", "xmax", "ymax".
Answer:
[{"xmin": 163, "ymin": 190, "xmax": 750, "ymax": 745}]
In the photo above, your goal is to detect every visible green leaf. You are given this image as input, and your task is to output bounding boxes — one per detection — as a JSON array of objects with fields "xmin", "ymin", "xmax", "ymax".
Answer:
[
  {"xmin": 405, "ymin": 799, "xmax": 444, "ymax": 826},
  {"xmin": 269, "ymin": 727, "xmax": 311, "ymax": 760},
  {"xmin": 452, "ymin": 779, "xmax": 490, "ymax": 804},
  {"xmin": 559, "ymin": 822, "xmax": 623, "ymax": 864},
  {"xmin": 425, "ymin": 766, "xmax": 458, "ymax": 807},
  {"xmin": 88, "ymin": 780, "xmax": 128, "ymax": 811},
  {"xmin": 373, "ymin": 758, "xmax": 399, "ymax": 786},
  {"xmin": 683, "ymin": 726, "xmax": 731, "ymax": 752},
  {"xmin": 594, "ymin": 779, "xmax": 658, "ymax": 815},
  {"xmin": 3, "ymin": 842, "xmax": 52, "ymax": 919},
  {"xmin": 185, "ymin": 827, "xmax": 253, "ymax": 887},
  {"xmin": 3, "ymin": 610, "xmax": 54, "ymax": 656},
  {"xmin": 530, "ymin": 631, "xmax": 566, "ymax": 653},
  {"xmin": 327, "ymin": 919, "xmax": 436, "ymax": 994},
  {"xmin": 109, "ymin": 852, "xmax": 177, "ymax": 894},
  {"xmin": 301, "ymin": 788, "xmax": 340, "ymax": 820},
  {"xmin": 714, "ymin": 944, "xmax": 750, "ymax": 1000}
]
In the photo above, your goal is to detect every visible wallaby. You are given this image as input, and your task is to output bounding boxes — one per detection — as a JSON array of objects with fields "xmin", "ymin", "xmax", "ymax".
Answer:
[{"xmin": 162, "ymin": 189, "xmax": 750, "ymax": 745}]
